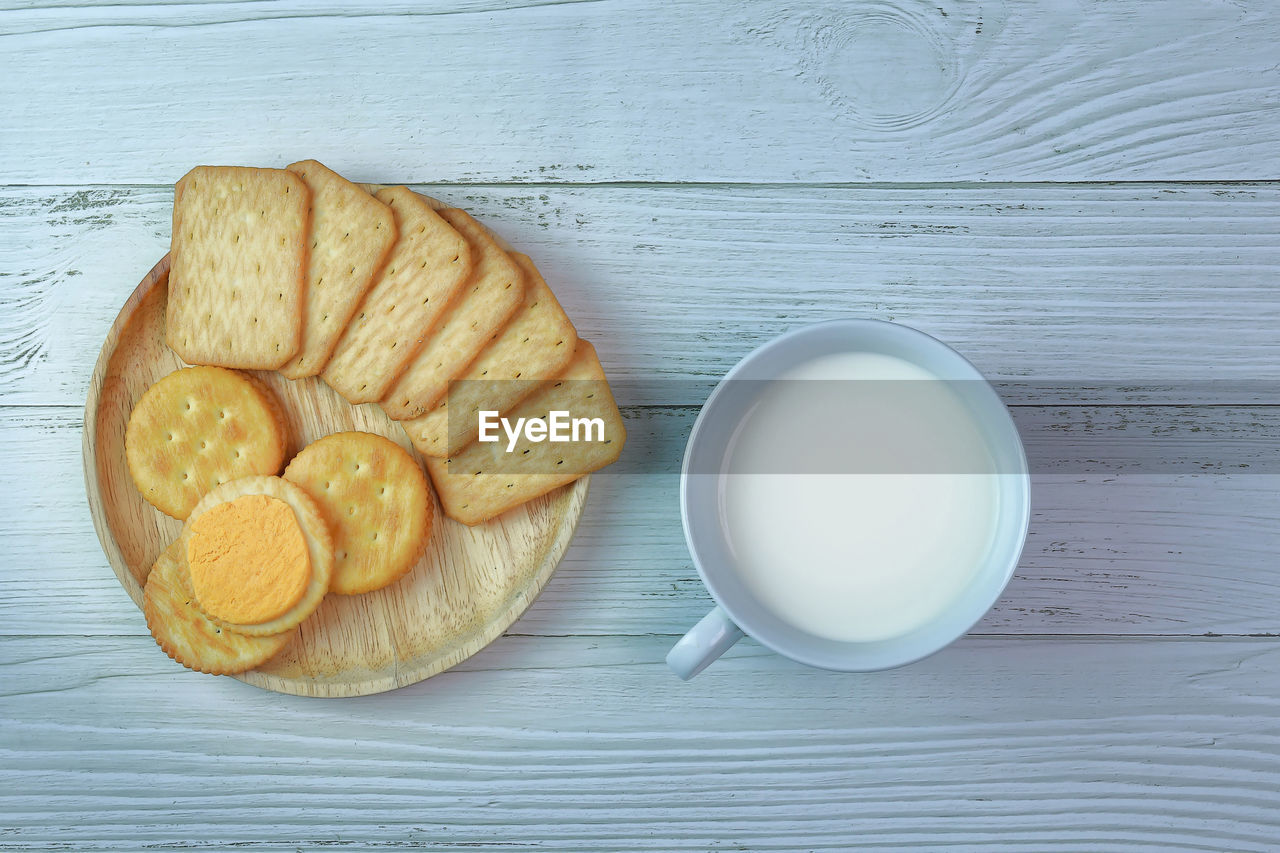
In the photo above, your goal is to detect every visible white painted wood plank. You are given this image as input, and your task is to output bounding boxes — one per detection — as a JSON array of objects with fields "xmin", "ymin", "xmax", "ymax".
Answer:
[
  {"xmin": 4, "ymin": 183, "xmax": 1279, "ymax": 407},
  {"xmin": 3, "ymin": 1, "xmax": 1279, "ymax": 183},
  {"xmin": 11, "ymin": 405, "xmax": 1280, "ymax": 638},
  {"xmin": 2, "ymin": 634, "xmax": 1279, "ymax": 850}
]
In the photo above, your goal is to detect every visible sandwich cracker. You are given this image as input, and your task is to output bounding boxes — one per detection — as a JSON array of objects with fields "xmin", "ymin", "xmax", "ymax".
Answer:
[{"xmin": 184, "ymin": 476, "xmax": 334, "ymax": 637}]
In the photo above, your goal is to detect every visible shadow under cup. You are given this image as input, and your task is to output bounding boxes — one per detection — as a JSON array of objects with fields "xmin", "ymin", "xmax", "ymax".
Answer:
[{"xmin": 678, "ymin": 319, "xmax": 1031, "ymax": 674}]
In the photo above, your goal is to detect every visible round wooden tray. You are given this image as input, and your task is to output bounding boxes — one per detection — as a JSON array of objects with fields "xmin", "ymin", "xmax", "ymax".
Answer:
[{"xmin": 83, "ymin": 255, "xmax": 588, "ymax": 697}]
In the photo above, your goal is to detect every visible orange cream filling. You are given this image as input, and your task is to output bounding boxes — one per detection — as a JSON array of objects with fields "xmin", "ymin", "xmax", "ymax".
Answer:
[{"xmin": 187, "ymin": 494, "xmax": 311, "ymax": 625}]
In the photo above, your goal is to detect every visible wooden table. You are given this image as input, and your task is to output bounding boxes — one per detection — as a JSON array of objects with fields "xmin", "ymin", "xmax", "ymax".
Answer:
[{"xmin": 4, "ymin": 2, "xmax": 1279, "ymax": 849}]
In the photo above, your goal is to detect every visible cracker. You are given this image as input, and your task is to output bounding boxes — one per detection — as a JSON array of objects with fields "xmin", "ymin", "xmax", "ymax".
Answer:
[
  {"xmin": 125, "ymin": 366, "xmax": 288, "ymax": 519},
  {"xmin": 144, "ymin": 535, "xmax": 296, "ymax": 675},
  {"xmin": 185, "ymin": 475, "xmax": 334, "ymax": 636},
  {"xmin": 283, "ymin": 431, "xmax": 433, "ymax": 595},
  {"xmin": 187, "ymin": 493, "xmax": 313, "ymax": 625},
  {"xmin": 321, "ymin": 186, "xmax": 473, "ymax": 403},
  {"xmin": 278, "ymin": 160, "xmax": 397, "ymax": 379},
  {"xmin": 380, "ymin": 208, "xmax": 526, "ymax": 419},
  {"xmin": 424, "ymin": 340, "xmax": 625, "ymax": 526},
  {"xmin": 166, "ymin": 165, "xmax": 311, "ymax": 369},
  {"xmin": 399, "ymin": 251, "xmax": 577, "ymax": 458}
]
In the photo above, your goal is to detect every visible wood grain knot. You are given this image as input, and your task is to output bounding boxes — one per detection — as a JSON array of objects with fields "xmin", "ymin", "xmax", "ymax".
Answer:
[{"xmin": 812, "ymin": 2, "xmax": 967, "ymax": 131}]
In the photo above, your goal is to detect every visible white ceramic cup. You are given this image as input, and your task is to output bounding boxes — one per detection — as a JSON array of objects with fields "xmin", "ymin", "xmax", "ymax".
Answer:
[{"xmin": 666, "ymin": 319, "xmax": 1031, "ymax": 679}]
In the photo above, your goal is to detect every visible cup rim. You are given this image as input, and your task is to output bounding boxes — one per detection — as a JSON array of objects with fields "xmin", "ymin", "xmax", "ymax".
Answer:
[{"xmin": 679, "ymin": 318, "xmax": 1031, "ymax": 672}]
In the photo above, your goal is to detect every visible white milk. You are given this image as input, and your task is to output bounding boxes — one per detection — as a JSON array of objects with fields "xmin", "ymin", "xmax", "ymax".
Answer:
[{"xmin": 718, "ymin": 351, "xmax": 999, "ymax": 644}]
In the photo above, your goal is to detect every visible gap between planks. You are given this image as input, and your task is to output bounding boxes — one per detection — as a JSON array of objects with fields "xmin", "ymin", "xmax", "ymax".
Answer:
[
  {"xmin": 4, "ymin": 632, "xmax": 1279, "ymax": 641},
  {"xmin": 4, "ymin": 179, "xmax": 1280, "ymax": 190}
]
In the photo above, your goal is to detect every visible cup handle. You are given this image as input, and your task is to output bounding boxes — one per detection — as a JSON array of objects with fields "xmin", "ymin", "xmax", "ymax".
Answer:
[{"xmin": 666, "ymin": 606, "xmax": 745, "ymax": 680}]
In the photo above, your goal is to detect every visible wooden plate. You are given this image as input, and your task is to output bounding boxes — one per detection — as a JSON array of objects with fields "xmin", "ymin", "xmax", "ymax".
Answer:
[{"xmin": 83, "ymin": 255, "xmax": 588, "ymax": 697}]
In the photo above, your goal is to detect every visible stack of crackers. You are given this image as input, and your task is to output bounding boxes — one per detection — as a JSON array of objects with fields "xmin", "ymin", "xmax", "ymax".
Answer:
[{"xmin": 126, "ymin": 160, "xmax": 625, "ymax": 676}]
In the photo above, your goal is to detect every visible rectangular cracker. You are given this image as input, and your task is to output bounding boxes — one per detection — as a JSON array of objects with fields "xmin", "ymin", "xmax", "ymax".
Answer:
[
  {"xmin": 166, "ymin": 165, "xmax": 311, "ymax": 369},
  {"xmin": 278, "ymin": 160, "xmax": 397, "ymax": 379},
  {"xmin": 380, "ymin": 208, "xmax": 526, "ymax": 419},
  {"xmin": 424, "ymin": 340, "xmax": 626, "ymax": 525},
  {"xmin": 321, "ymin": 186, "xmax": 473, "ymax": 403},
  {"xmin": 397, "ymin": 251, "xmax": 577, "ymax": 457}
]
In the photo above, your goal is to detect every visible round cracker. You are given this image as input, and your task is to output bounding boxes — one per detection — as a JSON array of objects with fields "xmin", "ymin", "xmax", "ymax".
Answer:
[
  {"xmin": 241, "ymin": 369, "xmax": 291, "ymax": 453},
  {"xmin": 283, "ymin": 431, "xmax": 433, "ymax": 595},
  {"xmin": 125, "ymin": 366, "xmax": 288, "ymax": 519},
  {"xmin": 143, "ymin": 535, "xmax": 296, "ymax": 675},
  {"xmin": 187, "ymin": 494, "xmax": 313, "ymax": 625},
  {"xmin": 185, "ymin": 475, "xmax": 334, "ymax": 636}
]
